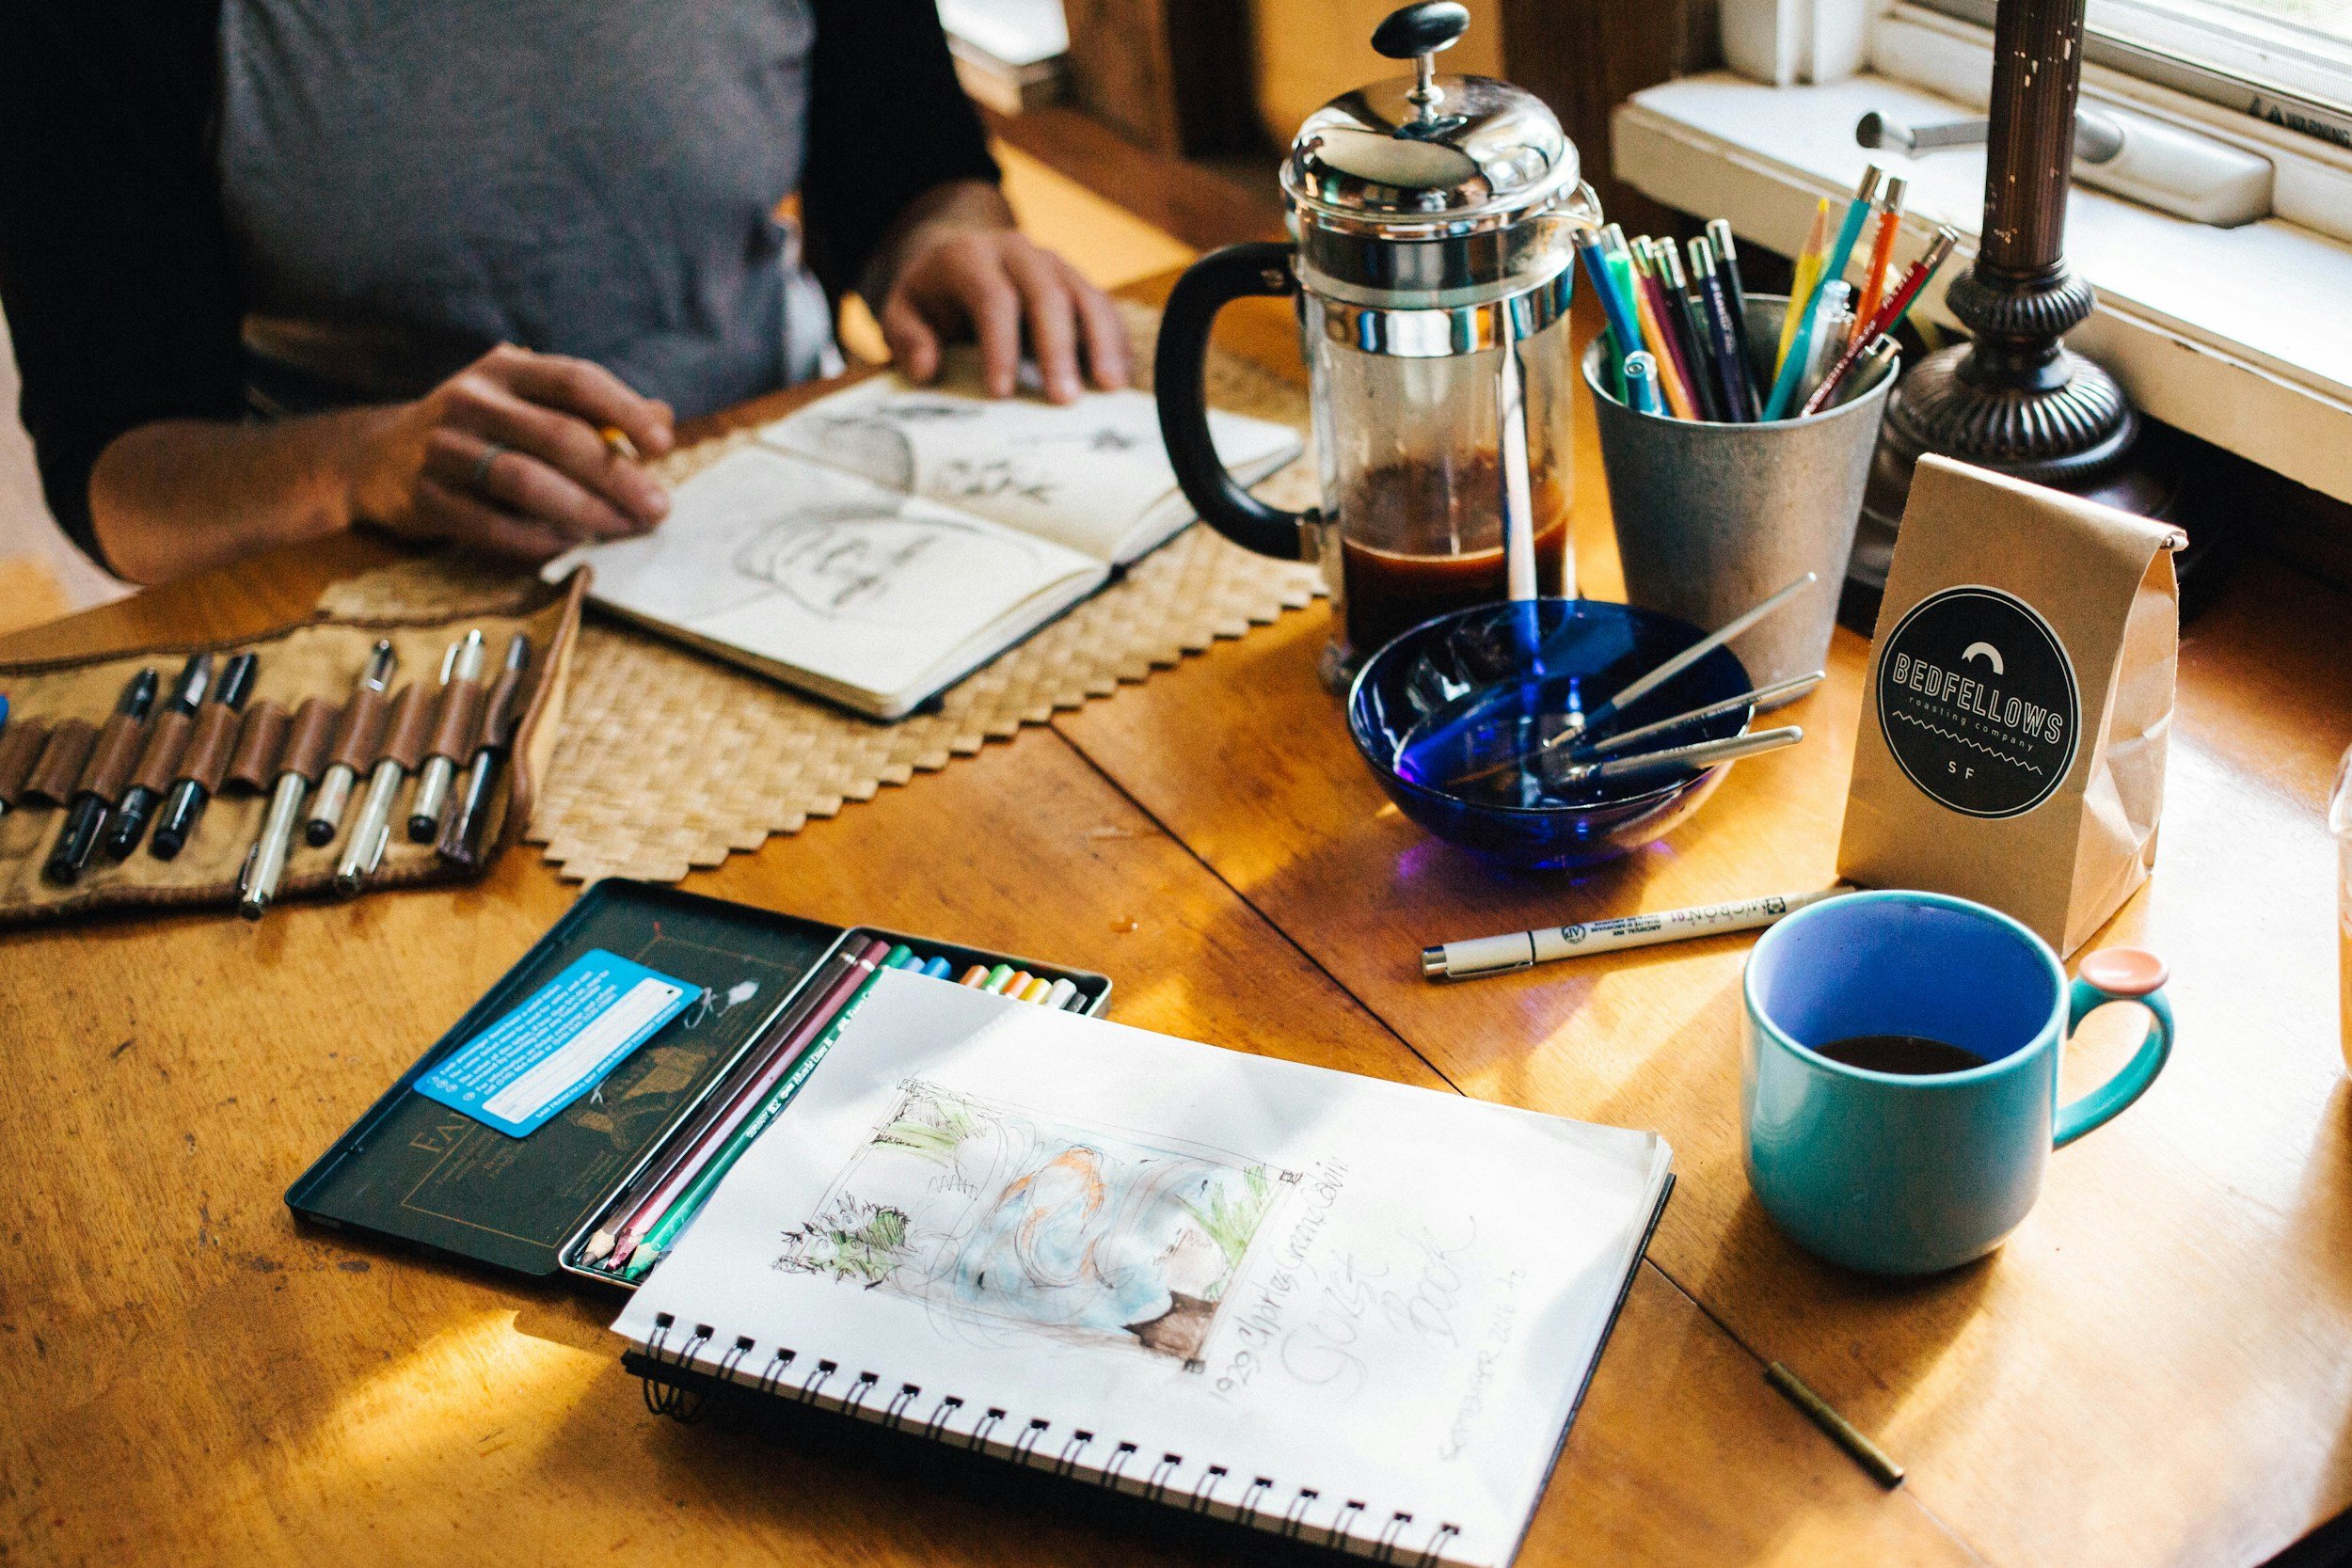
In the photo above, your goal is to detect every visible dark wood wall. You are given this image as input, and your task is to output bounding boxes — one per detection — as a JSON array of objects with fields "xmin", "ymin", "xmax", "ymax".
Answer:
[
  {"xmin": 1061, "ymin": 0, "xmax": 1263, "ymax": 158},
  {"xmin": 1056, "ymin": 0, "xmax": 1720, "ymax": 235},
  {"xmin": 1496, "ymin": 0, "xmax": 1722, "ymax": 235}
]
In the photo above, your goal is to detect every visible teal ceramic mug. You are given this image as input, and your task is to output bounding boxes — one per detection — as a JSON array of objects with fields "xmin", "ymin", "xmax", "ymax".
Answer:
[{"xmin": 1741, "ymin": 890, "xmax": 2174, "ymax": 1275}]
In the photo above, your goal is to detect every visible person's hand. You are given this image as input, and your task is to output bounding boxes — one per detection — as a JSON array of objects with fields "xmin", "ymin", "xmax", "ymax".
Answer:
[
  {"xmin": 347, "ymin": 343, "xmax": 677, "ymax": 560},
  {"xmin": 881, "ymin": 225, "xmax": 1133, "ymax": 404}
]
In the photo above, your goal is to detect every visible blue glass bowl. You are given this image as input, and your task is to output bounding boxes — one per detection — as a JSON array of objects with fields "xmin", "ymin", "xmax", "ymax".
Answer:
[{"xmin": 1345, "ymin": 598, "xmax": 1753, "ymax": 870}]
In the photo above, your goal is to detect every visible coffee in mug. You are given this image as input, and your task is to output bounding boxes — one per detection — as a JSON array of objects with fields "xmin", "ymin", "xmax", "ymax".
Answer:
[{"xmin": 1742, "ymin": 889, "xmax": 2173, "ymax": 1275}]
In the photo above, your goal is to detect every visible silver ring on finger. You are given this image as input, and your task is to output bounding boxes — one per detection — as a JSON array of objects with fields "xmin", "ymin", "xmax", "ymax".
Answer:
[{"xmin": 469, "ymin": 441, "xmax": 511, "ymax": 493}]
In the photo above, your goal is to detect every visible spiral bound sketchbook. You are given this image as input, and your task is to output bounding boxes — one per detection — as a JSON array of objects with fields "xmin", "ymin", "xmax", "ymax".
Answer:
[{"xmin": 613, "ymin": 970, "xmax": 1673, "ymax": 1567}]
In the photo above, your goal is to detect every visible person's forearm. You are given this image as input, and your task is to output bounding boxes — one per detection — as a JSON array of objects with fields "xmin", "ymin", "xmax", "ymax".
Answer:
[
  {"xmin": 87, "ymin": 408, "xmax": 390, "ymax": 584},
  {"xmin": 857, "ymin": 179, "xmax": 1016, "ymax": 309}
]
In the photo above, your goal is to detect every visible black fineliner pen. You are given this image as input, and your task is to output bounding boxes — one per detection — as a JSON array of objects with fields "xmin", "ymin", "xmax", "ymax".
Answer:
[
  {"xmin": 151, "ymin": 652, "xmax": 258, "ymax": 860},
  {"xmin": 101, "ymin": 653, "xmax": 212, "ymax": 860},
  {"xmin": 436, "ymin": 632, "xmax": 531, "ymax": 871},
  {"xmin": 44, "ymin": 666, "xmax": 158, "ymax": 884}
]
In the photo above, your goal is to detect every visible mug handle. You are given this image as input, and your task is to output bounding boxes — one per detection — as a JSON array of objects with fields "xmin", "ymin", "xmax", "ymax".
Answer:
[
  {"xmin": 1152, "ymin": 243, "xmax": 1318, "ymax": 562},
  {"xmin": 2052, "ymin": 947, "xmax": 2175, "ymax": 1148}
]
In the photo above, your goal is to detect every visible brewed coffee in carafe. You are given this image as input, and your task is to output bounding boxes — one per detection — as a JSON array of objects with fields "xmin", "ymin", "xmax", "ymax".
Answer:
[{"xmin": 1324, "ymin": 334, "xmax": 1577, "ymax": 657}]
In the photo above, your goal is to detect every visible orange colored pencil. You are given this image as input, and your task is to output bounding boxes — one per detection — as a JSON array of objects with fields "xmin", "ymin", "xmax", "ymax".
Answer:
[{"xmin": 1850, "ymin": 178, "xmax": 1907, "ymax": 350}]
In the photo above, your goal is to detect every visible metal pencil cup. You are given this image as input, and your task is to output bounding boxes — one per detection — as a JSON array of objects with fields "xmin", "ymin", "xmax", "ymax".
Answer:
[{"xmin": 1581, "ymin": 294, "xmax": 1895, "ymax": 698}]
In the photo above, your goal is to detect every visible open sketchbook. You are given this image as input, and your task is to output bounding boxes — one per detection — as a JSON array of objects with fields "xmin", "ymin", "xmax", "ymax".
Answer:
[
  {"xmin": 613, "ymin": 972, "xmax": 1673, "ymax": 1568},
  {"xmin": 547, "ymin": 367, "xmax": 1299, "ymax": 718}
]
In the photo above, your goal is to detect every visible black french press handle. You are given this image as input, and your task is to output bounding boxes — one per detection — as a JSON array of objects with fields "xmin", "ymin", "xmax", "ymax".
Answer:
[{"xmin": 1153, "ymin": 242, "xmax": 1311, "ymax": 563}]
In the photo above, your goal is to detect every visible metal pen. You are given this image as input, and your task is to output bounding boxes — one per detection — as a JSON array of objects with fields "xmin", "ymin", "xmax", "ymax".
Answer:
[
  {"xmin": 44, "ymin": 666, "xmax": 158, "ymax": 885},
  {"xmin": 408, "ymin": 630, "xmax": 483, "ymax": 840},
  {"xmin": 336, "ymin": 683, "xmax": 429, "ymax": 895},
  {"xmin": 305, "ymin": 639, "xmax": 397, "ymax": 847},
  {"xmin": 237, "ymin": 697, "xmax": 336, "ymax": 921},
  {"xmin": 238, "ymin": 763, "xmax": 310, "ymax": 921},
  {"xmin": 101, "ymin": 653, "xmax": 212, "ymax": 860}
]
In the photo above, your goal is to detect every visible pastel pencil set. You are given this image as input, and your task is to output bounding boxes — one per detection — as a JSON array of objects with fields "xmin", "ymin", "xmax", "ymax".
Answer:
[
  {"xmin": 287, "ymin": 880, "xmax": 1112, "ymax": 1285},
  {"xmin": 1579, "ymin": 171, "xmax": 1962, "ymax": 424}
]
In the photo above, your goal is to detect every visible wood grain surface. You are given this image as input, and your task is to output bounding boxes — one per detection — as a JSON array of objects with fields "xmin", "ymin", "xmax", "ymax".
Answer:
[{"xmin": 4, "ymin": 203, "xmax": 2347, "ymax": 1568}]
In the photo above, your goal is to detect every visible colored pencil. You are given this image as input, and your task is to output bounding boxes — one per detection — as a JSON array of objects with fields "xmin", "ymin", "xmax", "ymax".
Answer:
[
  {"xmin": 1627, "ymin": 249, "xmax": 1700, "ymax": 420},
  {"xmin": 1660, "ymin": 243, "xmax": 1727, "ymax": 421},
  {"xmin": 580, "ymin": 945, "xmax": 862, "ymax": 1264},
  {"xmin": 1850, "ymin": 177, "xmax": 1906, "ymax": 351},
  {"xmin": 1764, "ymin": 169, "xmax": 1881, "ymax": 419},
  {"xmin": 620, "ymin": 955, "xmax": 898, "ymax": 1280},
  {"xmin": 959, "ymin": 964, "xmax": 989, "ymax": 986},
  {"xmin": 602, "ymin": 938, "xmax": 890, "ymax": 1269},
  {"xmin": 981, "ymin": 962, "xmax": 1013, "ymax": 992},
  {"xmin": 1019, "ymin": 975, "xmax": 1055, "ymax": 1004},
  {"xmin": 1042, "ymin": 977, "xmax": 1078, "ymax": 1010},
  {"xmin": 1575, "ymin": 229, "xmax": 1645, "ymax": 395},
  {"xmin": 1776, "ymin": 198, "xmax": 1833, "ymax": 375},
  {"xmin": 1798, "ymin": 228, "xmax": 1960, "ymax": 416}
]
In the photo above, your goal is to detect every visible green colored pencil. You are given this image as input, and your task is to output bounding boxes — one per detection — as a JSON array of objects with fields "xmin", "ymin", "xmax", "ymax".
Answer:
[{"xmin": 619, "ymin": 964, "xmax": 893, "ymax": 1280}]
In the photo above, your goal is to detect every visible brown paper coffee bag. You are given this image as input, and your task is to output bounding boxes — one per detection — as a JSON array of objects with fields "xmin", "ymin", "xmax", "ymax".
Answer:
[{"xmin": 1837, "ymin": 455, "xmax": 2185, "ymax": 956}]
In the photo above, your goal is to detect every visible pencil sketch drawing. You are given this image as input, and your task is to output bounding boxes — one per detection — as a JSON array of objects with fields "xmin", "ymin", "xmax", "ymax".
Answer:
[{"xmin": 778, "ymin": 1083, "xmax": 1289, "ymax": 1368}]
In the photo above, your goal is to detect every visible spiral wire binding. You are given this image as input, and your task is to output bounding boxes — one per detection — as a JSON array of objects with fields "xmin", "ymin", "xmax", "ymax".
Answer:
[
  {"xmin": 631, "ymin": 1328, "xmax": 1470, "ymax": 1562},
  {"xmin": 882, "ymin": 1383, "xmax": 921, "ymax": 1430}
]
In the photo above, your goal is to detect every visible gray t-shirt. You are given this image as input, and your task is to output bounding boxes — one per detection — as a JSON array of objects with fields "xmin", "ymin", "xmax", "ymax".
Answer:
[{"xmin": 218, "ymin": 0, "xmax": 836, "ymax": 416}]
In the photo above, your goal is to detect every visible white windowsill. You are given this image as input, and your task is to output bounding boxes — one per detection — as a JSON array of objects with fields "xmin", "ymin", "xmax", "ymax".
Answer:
[{"xmin": 1613, "ymin": 71, "xmax": 2352, "ymax": 504}]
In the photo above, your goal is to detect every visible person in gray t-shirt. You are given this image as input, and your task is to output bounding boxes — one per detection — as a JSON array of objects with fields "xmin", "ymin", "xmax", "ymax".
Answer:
[{"xmin": 1, "ymin": 2, "xmax": 1129, "ymax": 584}]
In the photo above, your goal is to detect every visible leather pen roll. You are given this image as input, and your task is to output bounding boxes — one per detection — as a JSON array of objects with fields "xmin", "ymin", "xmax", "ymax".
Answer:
[
  {"xmin": 378, "ymin": 684, "xmax": 434, "ymax": 772},
  {"xmin": 181, "ymin": 701, "xmax": 246, "ymax": 794},
  {"xmin": 77, "ymin": 709, "xmax": 151, "ymax": 806},
  {"xmin": 425, "ymin": 675, "xmax": 486, "ymax": 765},
  {"xmin": 224, "ymin": 701, "xmax": 290, "ymax": 794},
  {"xmin": 326, "ymin": 685, "xmax": 390, "ymax": 776},
  {"xmin": 0, "ymin": 721, "xmax": 51, "ymax": 806},
  {"xmin": 282, "ymin": 697, "xmax": 339, "ymax": 784},
  {"xmin": 24, "ymin": 719, "xmax": 97, "ymax": 805},
  {"xmin": 130, "ymin": 708, "xmax": 197, "ymax": 798}
]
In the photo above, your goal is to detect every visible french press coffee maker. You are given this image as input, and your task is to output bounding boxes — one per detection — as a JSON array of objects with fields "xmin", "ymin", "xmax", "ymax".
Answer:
[{"xmin": 1156, "ymin": 1, "xmax": 1599, "ymax": 680}]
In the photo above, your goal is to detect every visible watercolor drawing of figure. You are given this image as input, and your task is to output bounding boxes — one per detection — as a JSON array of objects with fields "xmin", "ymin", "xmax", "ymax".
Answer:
[{"xmin": 778, "ymin": 1083, "xmax": 1288, "ymax": 1368}]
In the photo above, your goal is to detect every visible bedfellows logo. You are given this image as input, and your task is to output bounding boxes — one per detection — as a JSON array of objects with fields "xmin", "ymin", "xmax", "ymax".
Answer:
[{"xmin": 1876, "ymin": 585, "xmax": 2079, "ymax": 819}]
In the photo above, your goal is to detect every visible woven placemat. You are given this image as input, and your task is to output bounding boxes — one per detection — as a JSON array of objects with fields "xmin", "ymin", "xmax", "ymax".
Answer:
[{"xmin": 317, "ymin": 305, "xmax": 1323, "ymax": 883}]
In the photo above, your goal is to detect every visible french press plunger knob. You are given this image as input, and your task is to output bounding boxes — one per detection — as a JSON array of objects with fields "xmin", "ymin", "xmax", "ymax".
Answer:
[{"xmin": 1371, "ymin": 2, "xmax": 1470, "ymax": 117}]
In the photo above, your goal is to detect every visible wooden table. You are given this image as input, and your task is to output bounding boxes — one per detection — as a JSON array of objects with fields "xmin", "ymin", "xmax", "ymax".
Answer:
[{"xmin": 7, "ymin": 261, "xmax": 2351, "ymax": 1568}]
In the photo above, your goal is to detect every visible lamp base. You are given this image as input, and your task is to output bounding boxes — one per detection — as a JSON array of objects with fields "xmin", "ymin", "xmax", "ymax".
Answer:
[{"xmin": 1839, "ymin": 340, "xmax": 2185, "ymax": 632}]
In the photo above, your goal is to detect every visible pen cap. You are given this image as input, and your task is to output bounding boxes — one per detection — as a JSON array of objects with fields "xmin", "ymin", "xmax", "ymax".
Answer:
[
  {"xmin": 131, "ymin": 707, "xmax": 198, "ymax": 797},
  {"xmin": 0, "ymin": 721, "xmax": 51, "ymax": 806},
  {"xmin": 283, "ymin": 697, "xmax": 340, "ymax": 784},
  {"xmin": 326, "ymin": 685, "xmax": 391, "ymax": 775},
  {"xmin": 79, "ymin": 707, "xmax": 152, "ymax": 804},
  {"xmin": 378, "ymin": 684, "xmax": 435, "ymax": 772},
  {"xmin": 426, "ymin": 674, "xmax": 486, "ymax": 765},
  {"xmin": 225, "ymin": 701, "xmax": 290, "ymax": 795},
  {"xmin": 182, "ymin": 701, "xmax": 246, "ymax": 794},
  {"xmin": 24, "ymin": 719, "xmax": 98, "ymax": 805}
]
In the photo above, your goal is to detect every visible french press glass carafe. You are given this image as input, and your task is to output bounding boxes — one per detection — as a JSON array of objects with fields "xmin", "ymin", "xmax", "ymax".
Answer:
[{"xmin": 1155, "ymin": 1, "xmax": 1599, "ymax": 679}]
